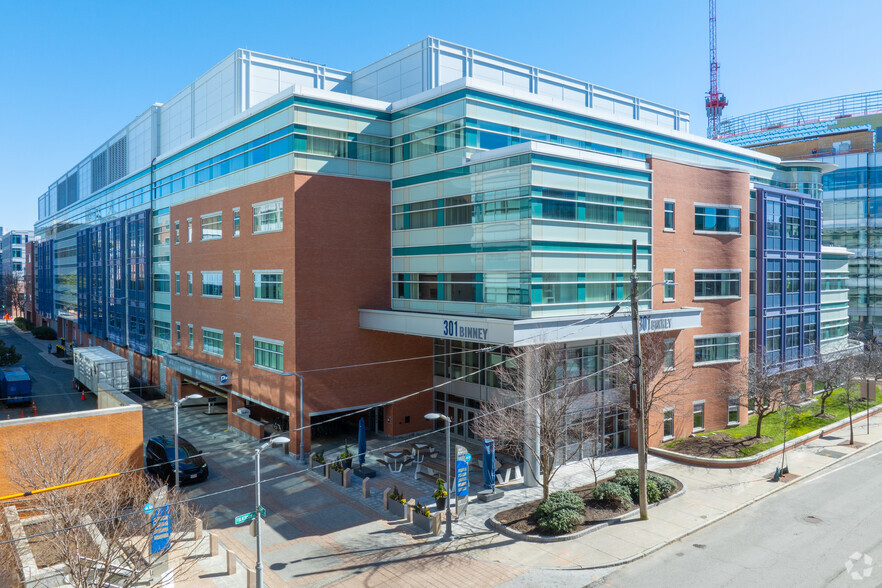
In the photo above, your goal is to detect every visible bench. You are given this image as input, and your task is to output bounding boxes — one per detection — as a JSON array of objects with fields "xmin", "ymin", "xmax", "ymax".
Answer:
[
  {"xmin": 376, "ymin": 459, "xmax": 389, "ymax": 469},
  {"xmin": 417, "ymin": 471, "xmax": 437, "ymax": 484}
]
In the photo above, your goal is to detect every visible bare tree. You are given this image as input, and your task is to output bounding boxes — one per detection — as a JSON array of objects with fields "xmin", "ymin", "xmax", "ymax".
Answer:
[
  {"xmin": 808, "ymin": 347, "xmax": 852, "ymax": 418},
  {"xmin": 724, "ymin": 349, "xmax": 785, "ymax": 439},
  {"xmin": 0, "ymin": 272, "xmax": 24, "ymax": 318},
  {"xmin": 472, "ymin": 345, "xmax": 583, "ymax": 501},
  {"xmin": 0, "ymin": 432, "xmax": 202, "ymax": 587}
]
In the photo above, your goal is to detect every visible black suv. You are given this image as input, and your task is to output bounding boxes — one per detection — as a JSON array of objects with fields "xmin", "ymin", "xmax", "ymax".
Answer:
[{"xmin": 145, "ymin": 435, "xmax": 209, "ymax": 485}]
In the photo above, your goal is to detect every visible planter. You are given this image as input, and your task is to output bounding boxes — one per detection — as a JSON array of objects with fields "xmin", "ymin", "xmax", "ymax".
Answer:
[
  {"xmin": 412, "ymin": 510, "xmax": 439, "ymax": 535},
  {"xmin": 388, "ymin": 499, "xmax": 408, "ymax": 519},
  {"xmin": 329, "ymin": 468, "xmax": 344, "ymax": 486},
  {"xmin": 435, "ymin": 497, "xmax": 447, "ymax": 511},
  {"xmin": 341, "ymin": 457, "xmax": 353, "ymax": 470}
]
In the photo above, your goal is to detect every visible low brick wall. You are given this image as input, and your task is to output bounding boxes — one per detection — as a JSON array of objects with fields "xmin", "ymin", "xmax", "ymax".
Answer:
[
  {"xmin": 229, "ymin": 411, "xmax": 264, "ymax": 440},
  {"xmin": 651, "ymin": 403, "xmax": 882, "ymax": 468}
]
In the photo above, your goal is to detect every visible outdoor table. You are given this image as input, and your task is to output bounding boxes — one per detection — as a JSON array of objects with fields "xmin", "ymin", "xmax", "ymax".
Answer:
[
  {"xmin": 383, "ymin": 450, "xmax": 410, "ymax": 472},
  {"xmin": 410, "ymin": 443, "xmax": 433, "ymax": 463},
  {"xmin": 414, "ymin": 458, "xmax": 446, "ymax": 481}
]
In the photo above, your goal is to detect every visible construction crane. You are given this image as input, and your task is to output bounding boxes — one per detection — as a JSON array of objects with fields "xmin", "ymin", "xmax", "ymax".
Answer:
[{"xmin": 706, "ymin": 0, "xmax": 727, "ymax": 139}]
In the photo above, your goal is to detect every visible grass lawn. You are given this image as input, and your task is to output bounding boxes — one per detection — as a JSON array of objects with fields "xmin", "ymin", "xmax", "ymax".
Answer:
[{"xmin": 689, "ymin": 387, "xmax": 882, "ymax": 457}]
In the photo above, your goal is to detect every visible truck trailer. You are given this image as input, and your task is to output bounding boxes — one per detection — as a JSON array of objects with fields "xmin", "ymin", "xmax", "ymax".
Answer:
[
  {"xmin": 73, "ymin": 347, "xmax": 129, "ymax": 394},
  {"xmin": 0, "ymin": 366, "xmax": 32, "ymax": 405}
]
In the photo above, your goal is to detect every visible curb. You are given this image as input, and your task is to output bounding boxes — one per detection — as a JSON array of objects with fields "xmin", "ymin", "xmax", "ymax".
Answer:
[{"xmin": 560, "ymin": 433, "xmax": 882, "ymax": 570}]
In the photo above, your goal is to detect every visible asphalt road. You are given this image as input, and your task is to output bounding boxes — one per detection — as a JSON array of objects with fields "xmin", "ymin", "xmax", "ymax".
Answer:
[
  {"xmin": 591, "ymin": 446, "xmax": 882, "ymax": 588},
  {"xmin": 0, "ymin": 322, "xmax": 97, "ymax": 418}
]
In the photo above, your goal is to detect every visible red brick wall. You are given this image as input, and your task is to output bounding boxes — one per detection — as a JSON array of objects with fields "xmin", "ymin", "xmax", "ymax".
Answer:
[{"xmin": 646, "ymin": 158, "xmax": 751, "ymax": 445}]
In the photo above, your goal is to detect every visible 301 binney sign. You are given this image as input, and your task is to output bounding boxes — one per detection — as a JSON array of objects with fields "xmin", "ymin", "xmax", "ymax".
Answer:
[
  {"xmin": 441, "ymin": 319, "xmax": 489, "ymax": 341},
  {"xmin": 639, "ymin": 316, "xmax": 673, "ymax": 333}
]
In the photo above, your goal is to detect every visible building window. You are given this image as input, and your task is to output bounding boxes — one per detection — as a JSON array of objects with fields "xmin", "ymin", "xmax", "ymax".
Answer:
[
  {"xmin": 786, "ymin": 260, "xmax": 800, "ymax": 306},
  {"xmin": 663, "ymin": 408, "xmax": 674, "ymax": 440},
  {"xmin": 664, "ymin": 201, "xmax": 675, "ymax": 231},
  {"xmin": 804, "ymin": 313, "xmax": 817, "ymax": 350},
  {"xmin": 254, "ymin": 337, "xmax": 284, "ymax": 371},
  {"xmin": 188, "ymin": 324, "xmax": 194, "ymax": 349},
  {"xmin": 765, "ymin": 201, "xmax": 782, "ymax": 250},
  {"xmin": 153, "ymin": 321, "xmax": 171, "ymax": 340},
  {"xmin": 187, "ymin": 271, "xmax": 193, "ymax": 296},
  {"xmin": 174, "ymin": 272, "xmax": 180, "ymax": 295},
  {"xmin": 175, "ymin": 322, "xmax": 181, "ymax": 346},
  {"xmin": 804, "ymin": 260, "xmax": 818, "ymax": 304},
  {"xmin": 766, "ymin": 317, "xmax": 782, "ymax": 363},
  {"xmin": 201, "ymin": 271, "xmax": 222, "ymax": 298},
  {"xmin": 693, "ymin": 401, "xmax": 705, "ymax": 431},
  {"xmin": 202, "ymin": 328, "xmax": 223, "ymax": 357},
  {"xmin": 233, "ymin": 270, "xmax": 240, "ymax": 300},
  {"xmin": 785, "ymin": 316, "xmax": 800, "ymax": 361},
  {"xmin": 253, "ymin": 271, "xmax": 283, "ymax": 301},
  {"xmin": 804, "ymin": 208, "xmax": 818, "ymax": 251},
  {"xmin": 664, "ymin": 338, "xmax": 675, "ymax": 371},
  {"xmin": 694, "ymin": 270, "xmax": 741, "ymax": 299},
  {"xmin": 695, "ymin": 205, "xmax": 740, "ymax": 233},
  {"xmin": 253, "ymin": 199, "xmax": 283, "ymax": 234},
  {"xmin": 785, "ymin": 204, "xmax": 800, "ymax": 249},
  {"xmin": 663, "ymin": 270, "xmax": 675, "ymax": 301},
  {"xmin": 766, "ymin": 260, "xmax": 782, "ymax": 307},
  {"xmin": 174, "ymin": 220, "xmax": 180, "ymax": 245},
  {"xmin": 234, "ymin": 333, "xmax": 241, "ymax": 362},
  {"xmin": 152, "ymin": 274, "xmax": 170, "ymax": 293},
  {"xmin": 201, "ymin": 212, "xmax": 222, "ymax": 240},
  {"xmin": 694, "ymin": 334, "xmax": 740, "ymax": 365},
  {"xmin": 233, "ymin": 208, "xmax": 240, "ymax": 238},
  {"xmin": 728, "ymin": 397, "xmax": 739, "ymax": 425},
  {"xmin": 187, "ymin": 218, "xmax": 193, "ymax": 243}
]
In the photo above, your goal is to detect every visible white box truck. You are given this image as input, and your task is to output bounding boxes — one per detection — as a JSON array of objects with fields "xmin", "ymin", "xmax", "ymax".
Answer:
[{"xmin": 73, "ymin": 347, "xmax": 130, "ymax": 394}]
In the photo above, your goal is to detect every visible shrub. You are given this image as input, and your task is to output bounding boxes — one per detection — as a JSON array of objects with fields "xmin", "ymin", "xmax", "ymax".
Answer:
[
  {"xmin": 13, "ymin": 317, "xmax": 32, "ymax": 332},
  {"xmin": 534, "ymin": 490, "xmax": 585, "ymax": 535},
  {"xmin": 613, "ymin": 473, "xmax": 661, "ymax": 504},
  {"xmin": 33, "ymin": 326, "xmax": 57, "ymax": 340},
  {"xmin": 615, "ymin": 468, "xmax": 637, "ymax": 478},
  {"xmin": 592, "ymin": 481, "xmax": 633, "ymax": 509},
  {"xmin": 648, "ymin": 473, "xmax": 675, "ymax": 499}
]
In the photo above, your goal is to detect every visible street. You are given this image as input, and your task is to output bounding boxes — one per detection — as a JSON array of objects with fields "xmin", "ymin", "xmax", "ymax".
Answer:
[
  {"xmin": 592, "ymin": 445, "xmax": 882, "ymax": 588},
  {"xmin": 0, "ymin": 322, "xmax": 96, "ymax": 418}
]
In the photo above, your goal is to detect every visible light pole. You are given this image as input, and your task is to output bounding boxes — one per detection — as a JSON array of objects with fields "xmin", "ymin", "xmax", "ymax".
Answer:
[
  {"xmin": 255, "ymin": 435, "xmax": 289, "ymax": 588},
  {"xmin": 173, "ymin": 393, "xmax": 203, "ymax": 488},
  {"xmin": 425, "ymin": 412, "xmax": 453, "ymax": 540}
]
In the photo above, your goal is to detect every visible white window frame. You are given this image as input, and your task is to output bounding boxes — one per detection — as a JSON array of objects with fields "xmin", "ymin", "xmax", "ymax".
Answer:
[
  {"xmin": 694, "ymin": 203, "xmax": 742, "ymax": 235},
  {"xmin": 201, "ymin": 271, "xmax": 223, "ymax": 298},
  {"xmin": 663, "ymin": 338, "xmax": 675, "ymax": 371},
  {"xmin": 253, "ymin": 198, "xmax": 284, "ymax": 234},
  {"xmin": 187, "ymin": 271, "xmax": 193, "ymax": 296},
  {"xmin": 175, "ymin": 322, "xmax": 181, "ymax": 346},
  {"xmin": 200, "ymin": 211, "xmax": 223, "ymax": 241},
  {"xmin": 693, "ymin": 269, "xmax": 742, "ymax": 300},
  {"xmin": 187, "ymin": 324, "xmax": 194, "ymax": 349},
  {"xmin": 693, "ymin": 332, "xmax": 741, "ymax": 366},
  {"xmin": 187, "ymin": 218, "xmax": 193, "ymax": 243},
  {"xmin": 663, "ymin": 407, "xmax": 674, "ymax": 441},
  {"xmin": 663, "ymin": 199, "xmax": 675, "ymax": 232},
  {"xmin": 174, "ymin": 271, "xmax": 180, "ymax": 295},
  {"xmin": 233, "ymin": 270, "xmax": 241, "ymax": 300},
  {"xmin": 174, "ymin": 220, "xmax": 180, "ymax": 245},
  {"xmin": 253, "ymin": 270, "xmax": 284, "ymax": 302},
  {"xmin": 727, "ymin": 397, "xmax": 740, "ymax": 425},
  {"xmin": 253, "ymin": 336, "xmax": 285, "ymax": 373},
  {"xmin": 234, "ymin": 332, "xmax": 241, "ymax": 363},
  {"xmin": 233, "ymin": 207, "xmax": 241, "ymax": 238},
  {"xmin": 693, "ymin": 401, "xmax": 705, "ymax": 432},
  {"xmin": 202, "ymin": 327, "xmax": 224, "ymax": 358},
  {"xmin": 663, "ymin": 269, "xmax": 675, "ymax": 302}
]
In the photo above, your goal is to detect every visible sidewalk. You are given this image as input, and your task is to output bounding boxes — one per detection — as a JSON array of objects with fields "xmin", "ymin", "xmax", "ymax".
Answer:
[{"xmin": 0, "ymin": 321, "xmax": 73, "ymax": 370}]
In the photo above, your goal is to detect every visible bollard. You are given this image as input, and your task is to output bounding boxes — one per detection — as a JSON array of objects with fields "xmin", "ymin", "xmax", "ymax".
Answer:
[
  {"xmin": 209, "ymin": 532, "xmax": 219, "ymax": 557},
  {"xmin": 362, "ymin": 477, "xmax": 371, "ymax": 498},
  {"xmin": 226, "ymin": 550, "xmax": 237, "ymax": 575},
  {"xmin": 193, "ymin": 518, "xmax": 203, "ymax": 541},
  {"xmin": 247, "ymin": 567, "xmax": 257, "ymax": 588},
  {"xmin": 383, "ymin": 487, "xmax": 391, "ymax": 510},
  {"xmin": 405, "ymin": 499, "xmax": 415, "ymax": 523},
  {"xmin": 343, "ymin": 468, "xmax": 352, "ymax": 488}
]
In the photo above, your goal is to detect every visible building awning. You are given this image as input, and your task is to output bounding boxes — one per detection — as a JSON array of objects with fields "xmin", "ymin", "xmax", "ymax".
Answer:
[
  {"xmin": 164, "ymin": 353, "xmax": 232, "ymax": 387},
  {"xmin": 359, "ymin": 307, "xmax": 703, "ymax": 346}
]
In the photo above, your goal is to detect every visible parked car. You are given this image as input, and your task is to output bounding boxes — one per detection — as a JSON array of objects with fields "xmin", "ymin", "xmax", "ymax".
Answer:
[{"xmin": 145, "ymin": 435, "xmax": 209, "ymax": 485}]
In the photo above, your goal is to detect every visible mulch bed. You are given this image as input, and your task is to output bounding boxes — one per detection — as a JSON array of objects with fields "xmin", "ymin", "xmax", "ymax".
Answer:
[
  {"xmin": 494, "ymin": 472, "xmax": 682, "ymax": 537},
  {"xmin": 666, "ymin": 433, "xmax": 772, "ymax": 458}
]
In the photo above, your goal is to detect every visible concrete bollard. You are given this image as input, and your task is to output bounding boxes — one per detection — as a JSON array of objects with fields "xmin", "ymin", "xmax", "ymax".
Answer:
[
  {"xmin": 383, "ymin": 487, "xmax": 391, "ymax": 510},
  {"xmin": 226, "ymin": 550, "xmax": 237, "ymax": 575},
  {"xmin": 309, "ymin": 452, "xmax": 316, "ymax": 469},
  {"xmin": 343, "ymin": 468, "xmax": 352, "ymax": 488},
  {"xmin": 362, "ymin": 477, "xmax": 370, "ymax": 498},
  {"xmin": 209, "ymin": 532, "xmax": 219, "ymax": 557},
  {"xmin": 194, "ymin": 517, "xmax": 203, "ymax": 541},
  {"xmin": 247, "ymin": 567, "xmax": 257, "ymax": 588},
  {"xmin": 405, "ymin": 498, "xmax": 415, "ymax": 523}
]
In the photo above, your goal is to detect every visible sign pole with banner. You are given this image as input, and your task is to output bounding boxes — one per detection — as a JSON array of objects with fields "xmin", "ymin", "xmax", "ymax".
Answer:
[{"xmin": 455, "ymin": 444, "xmax": 471, "ymax": 517}]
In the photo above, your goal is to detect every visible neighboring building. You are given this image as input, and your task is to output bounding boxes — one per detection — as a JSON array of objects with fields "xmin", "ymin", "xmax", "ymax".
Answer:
[
  {"xmin": 32, "ymin": 39, "xmax": 841, "ymax": 456},
  {"xmin": 24, "ymin": 241, "xmax": 36, "ymax": 324},
  {"xmin": 720, "ymin": 91, "xmax": 882, "ymax": 337},
  {"xmin": 0, "ymin": 229, "xmax": 33, "ymax": 278},
  {"xmin": 821, "ymin": 246, "xmax": 853, "ymax": 355}
]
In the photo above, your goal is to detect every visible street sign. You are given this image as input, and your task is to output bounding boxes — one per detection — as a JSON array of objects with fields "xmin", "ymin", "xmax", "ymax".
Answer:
[
  {"xmin": 235, "ymin": 511, "xmax": 256, "ymax": 525},
  {"xmin": 464, "ymin": 453, "xmax": 472, "ymax": 463},
  {"xmin": 217, "ymin": 372, "xmax": 231, "ymax": 386},
  {"xmin": 143, "ymin": 503, "xmax": 153, "ymax": 514},
  {"xmin": 258, "ymin": 505, "xmax": 266, "ymax": 516}
]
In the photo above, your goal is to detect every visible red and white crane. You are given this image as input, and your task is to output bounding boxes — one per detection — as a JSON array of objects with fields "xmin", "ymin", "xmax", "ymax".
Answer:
[{"xmin": 706, "ymin": 0, "xmax": 728, "ymax": 139}]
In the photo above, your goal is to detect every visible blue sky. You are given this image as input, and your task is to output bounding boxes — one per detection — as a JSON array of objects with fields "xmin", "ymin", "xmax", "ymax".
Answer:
[{"xmin": 2, "ymin": 0, "xmax": 880, "ymax": 230}]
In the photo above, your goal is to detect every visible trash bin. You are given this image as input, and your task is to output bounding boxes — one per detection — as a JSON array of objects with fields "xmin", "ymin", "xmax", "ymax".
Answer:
[{"xmin": 47, "ymin": 345, "xmax": 52, "ymax": 354}]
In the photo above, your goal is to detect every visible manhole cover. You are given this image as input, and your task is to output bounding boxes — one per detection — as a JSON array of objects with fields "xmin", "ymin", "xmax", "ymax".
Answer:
[
  {"xmin": 693, "ymin": 543, "xmax": 706, "ymax": 549},
  {"xmin": 818, "ymin": 450, "xmax": 846, "ymax": 459},
  {"xmin": 804, "ymin": 515, "xmax": 822, "ymax": 524}
]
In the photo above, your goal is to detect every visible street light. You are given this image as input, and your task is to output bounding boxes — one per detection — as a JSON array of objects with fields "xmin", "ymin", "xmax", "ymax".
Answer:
[
  {"xmin": 424, "ymin": 412, "xmax": 453, "ymax": 540},
  {"xmin": 255, "ymin": 435, "xmax": 289, "ymax": 588},
  {"xmin": 173, "ymin": 393, "xmax": 203, "ymax": 488}
]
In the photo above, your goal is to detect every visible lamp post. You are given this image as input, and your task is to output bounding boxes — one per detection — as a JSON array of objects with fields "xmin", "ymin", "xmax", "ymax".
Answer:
[
  {"xmin": 173, "ymin": 393, "xmax": 203, "ymax": 488},
  {"xmin": 255, "ymin": 435, "xmax": 289, "ymax": 588},
  {"xmin": 424, "ymin": 412, "xmax": 453, "ymax": 540}
]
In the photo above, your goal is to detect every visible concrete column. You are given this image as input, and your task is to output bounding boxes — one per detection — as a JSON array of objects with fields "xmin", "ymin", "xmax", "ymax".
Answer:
[
  {"xmin": 226, "ymin": 550, "xmax": 237, "ymax": 575},
  {"xmin": 522, "ymin": 347, "xmax": 540, "ymax": 488},
  {"xmin": 209, "ymin": 532, "xmax": 219, "ymax": 557},
  {"xmin": 193, "ymin": 518, "xmax": 203, "ymax": 541}
]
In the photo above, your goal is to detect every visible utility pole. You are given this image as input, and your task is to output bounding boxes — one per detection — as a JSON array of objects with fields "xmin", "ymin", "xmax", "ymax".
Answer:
[{"xmin": 630, "ymin": 240, "xmax": 649, "ymax": 520}]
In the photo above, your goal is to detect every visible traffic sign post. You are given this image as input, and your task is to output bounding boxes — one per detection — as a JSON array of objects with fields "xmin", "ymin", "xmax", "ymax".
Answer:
[{"xmin": 234, "ymin": 506, "xmax": 266, "ymax": 525}]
